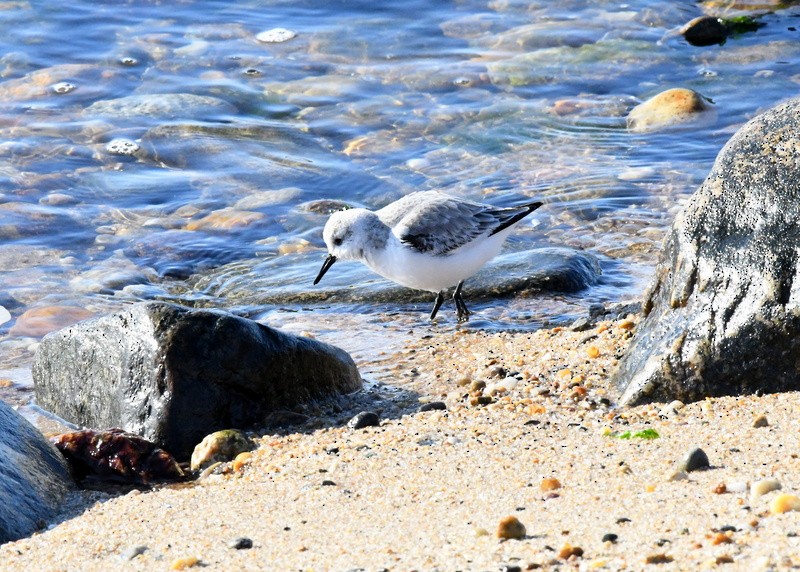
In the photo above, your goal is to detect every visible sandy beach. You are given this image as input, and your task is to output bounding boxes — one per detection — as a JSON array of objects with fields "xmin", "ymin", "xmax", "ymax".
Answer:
[{"xmin": 2, "ymin": 313, "xmax": 799, "ymax": 571}]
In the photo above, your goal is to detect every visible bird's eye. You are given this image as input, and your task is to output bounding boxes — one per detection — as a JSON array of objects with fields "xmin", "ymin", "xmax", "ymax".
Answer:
[{"xmin": 333, "ymin": 237, "xmax": 343, "ymax": 246}]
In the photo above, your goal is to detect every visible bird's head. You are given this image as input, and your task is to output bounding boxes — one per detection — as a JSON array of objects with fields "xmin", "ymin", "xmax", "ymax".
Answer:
[{"xmin": 314, "ymin": 208, "xmax": 381, "ymax": 285}]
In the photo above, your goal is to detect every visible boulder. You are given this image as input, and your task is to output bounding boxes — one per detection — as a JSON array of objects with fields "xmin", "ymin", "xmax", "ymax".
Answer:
[
  {"xmin": 33, "ymin": 302, "xmax": 361, "ymax": 459},
  {"xmin": 0, "ymin": 400, "xmax": 73, "ymax": 544},
  {"xmin": 616, "ymin": 96, "xmax": 800, "ymax": 405}
]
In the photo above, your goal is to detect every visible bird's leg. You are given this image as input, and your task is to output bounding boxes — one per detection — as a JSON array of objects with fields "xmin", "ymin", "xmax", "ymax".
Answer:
[
  {"xmin": 453, "ymin": 280, "xmax": 471, "ymax": 323},
  {"xmin": 429, "ymin": 290, "xmax": 445, "ymax": 321}
]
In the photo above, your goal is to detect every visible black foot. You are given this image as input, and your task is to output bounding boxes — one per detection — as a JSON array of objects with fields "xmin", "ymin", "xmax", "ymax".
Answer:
[
  {"xmin": 429, "ymin": 290, "xmax": 445, "ymax": 320},
  {"xmin": 453, "ymin": 280, "xmax": 471, "ymax": 323}
]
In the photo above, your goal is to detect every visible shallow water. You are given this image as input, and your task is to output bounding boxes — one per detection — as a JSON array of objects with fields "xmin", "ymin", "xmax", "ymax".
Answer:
[{"xmin": 1, "ymin": 0, "xmax": 800, "ymax": 408}]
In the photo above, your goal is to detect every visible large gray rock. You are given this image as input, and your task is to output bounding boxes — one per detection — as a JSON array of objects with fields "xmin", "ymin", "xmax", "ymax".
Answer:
[
  {"xmin": 0, "ymin": 400, "xmax": 73, "ymax": 544},
  {"xmin": 33, "ymin": 302, "xmax": 361, "ymax": 459},
  {"xmin": 616, "ymin": 97, "xmax": 800, "ymax": 405}
]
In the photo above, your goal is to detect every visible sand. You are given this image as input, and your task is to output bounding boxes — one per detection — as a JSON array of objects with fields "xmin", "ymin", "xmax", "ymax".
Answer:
[{"xmin": 2, "ymin": 314, "xmax": 800, "ymax": 571}]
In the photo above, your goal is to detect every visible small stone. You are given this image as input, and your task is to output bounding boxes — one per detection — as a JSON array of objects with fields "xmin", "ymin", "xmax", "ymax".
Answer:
[
  {"xmin": 256, "ymin": 28, "xmax": 297, "ymax": 43},
  {"xmin": 232, "ymin": 452, "xmax": 252, "ymax": 472},
  {"xmin": 321, "ymin": 480, "xmax": 336, "ymax": 486},
  {"xmin": 679, "ymin": 447, "xmax": 710, "ymax": 472},
  {"xmin": 496, "ymin": 515, "xmax": 526, "ymax": 540},
  {"xmin": 170, "ymin": 556, "xmax": 201, "ymax": 570},
  {"xmin": 348, "ymin": 411, "xmax": 380, "ymax": 429},
  {"xmin": 770, "ymin": 493, "xmax": 800, "ymax": 514},
  {"xmin": 10, "ymin": 305, "xmax": 94, "ymax": 337},
  {"xmin": 106, "ymin": 138, "xmax": 140, "ymax": 156},
  {"xmin": 585, "ymin": 345, "xmax": 601, "ymax": 359},
  {"xmin": 569, "ymin": 317, "xmax": 591, "ymax": 332},
  {"xmin": 725, "ymin": 481, "xmax": 748, "ymax": 494},
  {"xmin": 627, "ymin": 88, "xmax": 713, "ymax": 133},
  {"xmin": 540, "ymin": 477, "xmax": 562, "ymax": 492},
  {"xmin": 667, "ymin": 470, "xmax": 689, "ymax": 482},
  {"xmin": 419, "ymin": 401, "xmax": 447, "ymax": 412},
  {"xmin": 190, "ymin": 429, "xmax": 255, "ymax": 472},
  {"xmin": 712, "ymin": 532, "xmax": 733, "ymax": 545},
  {"xmin": 558, "ymin": 543, "xmax": 583, "ymax": 559},
  {"xmin": 229, "ymin": 537, "xmax": 252, "ymax": 550},
  {"xmin": 51, "ymin": 81, "xmax": 76, "ymax": 94},
  {"xmin": 716, "ymin": 555, "xmax": 734, "ymax": 565},
  {"xmin": 680, "ymin": 16, "xmax": 728, "ymax": 47},
  {"xmin": 752, "ymin": 414, "xmax": 769, "ymax": 428},
  {"xmin": 714, "ymin": 483, "xmax": 727, "ymax": 494},
  {"xmin": 751, "ymin": 478, "xmax": 781, "ymax": 501},
  {"xmin": 602, "ymin": 533, "xmax": 618, "ymax": 543},
  {"xmin": 644, "ymin": 553, "xmax": 673, "ymax": 564},
  {"xmin": 121, "ymin": 545, "xmax": 148, "ymax": 560}
]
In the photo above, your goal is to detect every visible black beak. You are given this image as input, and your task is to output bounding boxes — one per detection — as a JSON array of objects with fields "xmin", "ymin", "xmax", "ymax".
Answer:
[{"xmin": 313, "ymin": 254, "xmax": 337, "ymax": 285}]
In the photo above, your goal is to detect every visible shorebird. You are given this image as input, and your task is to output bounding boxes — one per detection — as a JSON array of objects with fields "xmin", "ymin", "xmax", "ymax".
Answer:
[{"xmin": 313, "ymin": 191, "xmax": 543, "ymax": 322}]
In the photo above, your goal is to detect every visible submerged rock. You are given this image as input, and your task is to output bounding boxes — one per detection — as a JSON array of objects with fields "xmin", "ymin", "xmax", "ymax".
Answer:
[
  {"xmin": 52, "ymin": 428, "xmax": 183, "ymax": 484},
  {"xmin": 0, "ymin": 399, "xmax": 73, "ymax": 543},
  {"xmin": 33, "ymin": 302, "xmax": 362, "ymax": 459},
  {"xmin": 193, "ymin": 246, "xmax": 601, "ymax": 306},
  {"xmin": 680, "ymin": 16, "xmax": 728, "ymax": 46},
  {"xmin": 616, "ymin": 96, "xmax": 800, "ymax": 405},
  {"xmin": 84, "ymin": 93, "xmax": 236, "ymax": 119},
  {"xmin": 627, "ymin": 88, "xmax": 714, "ymax": 133}
]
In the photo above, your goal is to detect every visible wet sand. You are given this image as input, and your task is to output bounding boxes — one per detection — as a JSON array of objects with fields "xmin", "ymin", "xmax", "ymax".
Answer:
[{"xmin": 1, "ymin": 314, "xmax": 799, "ymax": 571}]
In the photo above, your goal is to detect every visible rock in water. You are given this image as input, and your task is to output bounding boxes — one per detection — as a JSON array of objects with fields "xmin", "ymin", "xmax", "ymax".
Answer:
[
  {"xmin": 626, "ymin": 88, "xmax": 714, "ymax": 133},
  {"xmin": 33, "ymin": 302, "xmax": 362, "ymax": 459},
  {"xmin": 616, "ymin": 97, "xmax": 800, "ymax": 405},
  {"xmin": 0, "ymin": 400, "xmax": 73, "ymax": 543}
]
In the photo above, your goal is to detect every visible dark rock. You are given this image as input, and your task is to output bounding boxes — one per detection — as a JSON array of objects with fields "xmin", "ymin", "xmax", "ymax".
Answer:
[
  {"xmin": 348, "ymin": 411, "xmax": 380, "ymax": 429},
  {"xmin": 194, "ymin": 246, "xmax": 601, "ymax": 306},
  {"xmin": 616, "ymin": 97, "xmax": 800, "ymax": 405},
  {"xmin": 229, "ymin": 537, "xmax": 253, "ymax": 550},
  {"xmin": 679, "ymin": 447, "xmax": 710, "ymax": 472},
  {"xmin": 602, "ymin": 533, "xmax": 618, "ymax": 543},
  {"xmin": 680, "ymin": 16, "xmax": 728, "ymax": 47},
  {"xmin": 0, "ymin": 399, "xmax": 73, "ymax": 543},
  {"xmin": 419, "ymin": 401, "xmax": 447, "ymax": 412},
  {"xmin": 52, "ymin": 428, "xmax": 184, "ymax": 484},
  {"xmin": 321, "ymin": 479, "xmax": 336, "ymax": 486},
  {"xmin": 33, "ymin": 302, "xmax": 362, "ymax": 460}
]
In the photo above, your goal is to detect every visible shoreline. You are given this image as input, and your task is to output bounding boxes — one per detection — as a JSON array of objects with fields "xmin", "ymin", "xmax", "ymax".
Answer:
[{"xmin": 1, "ymin": 314, "xmax": 798, "ymax": 570}]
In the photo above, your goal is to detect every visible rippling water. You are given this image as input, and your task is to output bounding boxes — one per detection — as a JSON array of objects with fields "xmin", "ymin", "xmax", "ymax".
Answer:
[{"xmin": 2, "ymin": 0, "xmax": 800, "ymax": 408}]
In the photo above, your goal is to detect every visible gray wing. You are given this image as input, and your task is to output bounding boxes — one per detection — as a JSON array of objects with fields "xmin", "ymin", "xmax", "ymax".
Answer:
[{"xmin": 381, "ymin": 192, "xmax": 542, "ymax": 256}]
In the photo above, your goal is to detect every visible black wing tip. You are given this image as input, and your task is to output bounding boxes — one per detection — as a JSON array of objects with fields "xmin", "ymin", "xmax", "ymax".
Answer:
[{"xmin": 488, "ymin": 200, "xmax": 544, "ymax": 236}]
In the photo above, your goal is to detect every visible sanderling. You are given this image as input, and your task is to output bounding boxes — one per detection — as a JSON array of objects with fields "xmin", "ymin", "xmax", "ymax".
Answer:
[{"xmin": 313, "ymin": 191, "xmax": 543, "ymax": 322}]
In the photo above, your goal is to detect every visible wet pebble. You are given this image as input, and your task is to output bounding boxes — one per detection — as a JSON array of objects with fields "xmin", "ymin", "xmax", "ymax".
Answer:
[
  {"xmin": 105, "ymin": 138, "xmax": 141, "ymax": 156},
  {"xmin": 51, "ymin": 81, "xmax": 76, "ymax": 94},
  {"xmin": 678, "ymin": 447, "xmax": 710, "ymax": 472},
  {"xmin": 496, "ymin": 515, "xmax": 526, "ymax": 540},
  {"xmin": 348, "ymin": 411, "xmax": 380, "ymax": 429},
  {"xmin": 10, "ymin": 305, "xmax": 94, "ymax": 337},
  {"xmin": 680, "ymin": 16, "xmax": 727, "ymax": 47},
  {"xmin": 256, "ymin": 28, "xmax": 297, "ymax": 43},
  {"xmin": 229, "ymin": 537, "xmax": 252, "ymax": 550},
  {"xmin": 39, "ymin": 193, "xmax": 78, "ymax": 206},
  {"xmin": 627, "ymin": 88, "xmax": 714, "ymax": 133},
  {"xmin": 190, "ymin": 429, "xmax": 255, "ymax": 472}
]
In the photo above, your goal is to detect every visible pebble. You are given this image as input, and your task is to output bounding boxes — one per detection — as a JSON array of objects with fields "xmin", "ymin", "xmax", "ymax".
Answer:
[
  {"xmin": 751, "ymin": 478, "xmax": 781, "ymax": 501},
  {"xmin": 348, "ymin": 411, "xmax": 380, "ymax": 429},
  {"xmin": 602, "ymin": 533, "xmax": 618, "ymax": 543},
  {"xmin": 170, "ymin": 556, "xmax": 201, "ymax": 570},
  {"xmin": 229, "ymin": 537, "xmax": 253, "ymax": 550},
  {"xmin": 752, "ymin": 414, "xmax": 769, "ymax": 428},
  {"xmin": 770, "ymin": 493, "xmax": 800, "ymax": 514},
  {"xmin": 120, "ymin": 545, "xmax": 148, "ymax": 560},
  {"xmin": 558, "ymin": 543, "xmax": 583, "ymax": 559},
  {"xmin": 190, "ymin": 429, "xmax": 255, "ymax": 472},
  {"xmin": 232, "ymin": 452, "xmax": 253, "ymax": 472},
  {"xmin": 256, "ymin": 28, "xmax": 297, "ymax": 43},
  {"xmin": 680, "ymin": 16, "xmax": 728, "ymax": 47},
  {"xmin": 678, "ymin": 447, "xmax": 710, "ymax": 472},
  {"xmin": 105, "ymin": 138, "xmax": 140, "ymax": 156},
  {"xmin": 645, "ymin": 553, "xmax": 673, "ymax": 564},
  {"xmin": 496, "ymin": 515, "xmax": 526, "ymax": 540},
  {"xmin": 667, "ymin": 470, "xmax": 689, "ymax": 482},
  {"xmin": 626, "ymin": 88, "xmax": 713, "ymax": 133},
  {"xmin": 725, "ymin": 480, "xmax": 748, "ymax": 494},
  {"xmin": 419, "ymin": 401, "xmax": 447, "ymax": 412},
  {"xmin": 51, "ymin": 81, "xmax": 76, "ymax": 94},
  {"xmin": 540, "ymin": 477, "xmax": 562, "ymax": 492}
]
